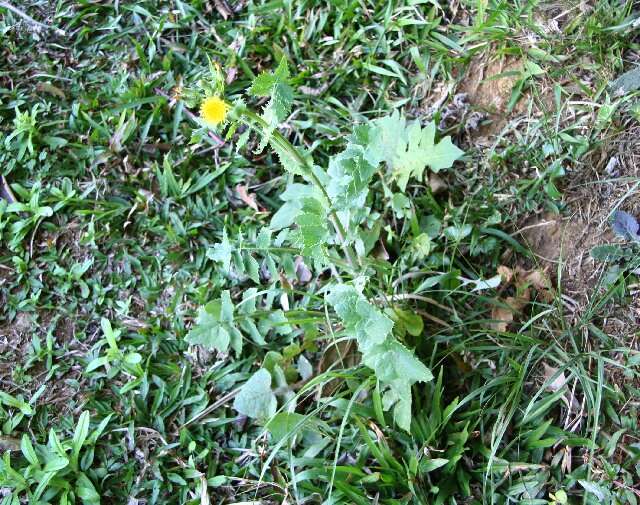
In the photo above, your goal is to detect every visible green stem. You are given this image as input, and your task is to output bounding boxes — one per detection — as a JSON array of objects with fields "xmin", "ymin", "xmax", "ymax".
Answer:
[{"xmin": 236, "ymin": 108, "xmax": 360, "ymax": 268}]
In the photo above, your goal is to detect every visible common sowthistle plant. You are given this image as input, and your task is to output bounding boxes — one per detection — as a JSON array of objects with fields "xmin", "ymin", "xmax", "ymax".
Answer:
[{"xmin": 183, "ymin": 57, "xmax": 464, "ymax": 432}]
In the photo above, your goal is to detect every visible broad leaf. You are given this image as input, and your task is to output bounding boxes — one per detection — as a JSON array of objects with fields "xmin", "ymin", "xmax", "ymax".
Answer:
[
  {"xmin": 76, "ymin": 473, "xmax": 100, "ymax": 505},
  {"xmin": 20, "ymin": 435, "xmax": 39, "ymax": 467},
  {"xmin": 266, "ymin": 412, "xmax": 308, "ymax": 443},
  {"xmin": 444, "ymin": 224, "xmax": 472, "ymax": 241},
  {"xmin": 327, "ymin": 143, "xmax": 377, "ymax": 214},
  {"xmin": 43, "ymin": 455, "xmax": 69, "ymax": 473},
  {"xmin": 326, "ymin": 284, "xmax": 393, "ymax": 353},
  {"xmin": 291, "ymin": 197, "xmax": 329, "ymax": 261},
  {"xmin": 270, "ymin": 137, "xmax": 308, "ymax": 177},
  {"xmin": 233, "ymin": 368, "xmax": 277, "ymax": 421},
  {"xmin": 365, "ymin": 110, "xmax": 464, "ymax": 191},
  {"xmin": 270, "ymin": 184, "xmax": 318, "ymax": 230},
  {"xmin": 185, "ymin": 291, "xmax": 241, "ymax": 355},
  {"xmin": 270, "ymin": 184, "xmax": 329, "ymax": 262},
  {"xmin": 207, "ymin": 229, "xmax": 233, "ymax": 271},
  {"xmin": 610, "ymin": 65, "xmax": 640, "ymax": 95},
  {"xmin": 362, "ymin": 339, "xmax": 433, "ymax": 430},
  {"xmin": 612, "ymin": 210, "xmax": 640, "ymax": 240},
  {"xmin": 327, "ymin": 283, "xmax": 433, "ymax": 431},
  {"xmin": 71, "ymin": 411, "xmax": 90, "ymax": 471},
  {"xmin": 249, "ymin": 57, "xmax": 293, "ymax": 124},
  {"xmin": 590, "ymin": 244, "xmax": 627, "ymax": 262}
]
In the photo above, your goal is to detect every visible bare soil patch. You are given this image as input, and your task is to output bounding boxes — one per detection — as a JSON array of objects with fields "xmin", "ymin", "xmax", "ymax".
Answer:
[
  {"xmin": 0, "ymin": 311, "xmax": 81, "ymax": 418},
  {"xmin": 519, "ymin": 122, "xmax": 640, "ymax": 305},
  {"xmin": 454, "ymin": 53, "xmax": 555, "ymax": 147},
  {"xmin": 519, "ymin": 213, "xmax": 614, "ymax": 299},
  {"xmin": 459, "ymin": 57, "xmax": 523, "ymax": 132}
]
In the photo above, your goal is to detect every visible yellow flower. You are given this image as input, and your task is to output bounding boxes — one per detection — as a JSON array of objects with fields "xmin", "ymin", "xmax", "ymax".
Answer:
[{"xmin": 199, "ymin": 96, "xmax": 227, "ymax": 125}]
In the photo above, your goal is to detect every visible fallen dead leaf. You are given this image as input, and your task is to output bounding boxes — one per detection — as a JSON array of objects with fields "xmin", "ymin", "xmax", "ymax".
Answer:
[
  {"xmin": 490, "ymin": 291, "xmax": 529, "ymax": 332},
  {"xmin": 523, "ymin": 268, "xmax": 555, "ymax": 302},
  {"xmin": 213, "ymin": 0, "xmax": 233, "ymax": 19},
  {"xmin": 0, "ymin": 175, "xmax": 17, "ymax": 203},
  {"xmin": 36, "ymin": 82, "xmax": 66, "ymax": 100},
  {"xmin": 200, "ymin": 474, "xmax": 210, "ymax": 505},
  {"xmin": 497, "ymin": 265, "xmax": 514, "ymax": 284},
  {"xmin": 235, "ymin": 184, "xmax": 260, "ymax": 212},
  {"xmin": 561, "ymin": 446, "xmax": 572, "ymax": 473},
  {"xmin": 490, "ymin": 305, "xmax": 513, "ymax": 332},
  {"xmin": 542, "ymin": 363, "xmax": 568, "ymax": 392},
  {"xmin": 294, "ymin": 256, "xmax": 312, "ymax": 284},
  {"xmin": 428, "ymin": 173, "xmax": 448, "ymax": 195},
  {"xmin": 0, "ymin": 436, "xmax": 20, "ymax": 453},
  {"xmin": 278, "ymin": 272, "xmax": 293, "ymax": 291},
  {"xmin": 280, "ymin": 293, "xmax": 290, "ymax": 311},
  {"xmin": 506, "ymin": 290, "xmax": 530, "ymax": 312}
]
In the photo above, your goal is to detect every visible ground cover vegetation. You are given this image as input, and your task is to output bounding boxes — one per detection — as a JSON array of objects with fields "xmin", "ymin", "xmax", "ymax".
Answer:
[{"xmin": 1, "ymin": 1, "xmax": 640, "ymax": 504}]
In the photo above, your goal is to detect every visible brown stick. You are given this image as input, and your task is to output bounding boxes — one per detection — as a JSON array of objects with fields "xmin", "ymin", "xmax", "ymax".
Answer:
[
  {"xmin": 0, "ymin": 1, "xmax": 66, "ymax": 36},
  {"xmin": 0, "ymin": 175, "xmax": 16, "ymax": 203}
]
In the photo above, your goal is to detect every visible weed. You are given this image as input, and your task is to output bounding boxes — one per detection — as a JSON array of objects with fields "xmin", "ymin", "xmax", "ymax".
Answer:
[{"xmin": 1, "ymin": 1, "xmax": 639, "ymax": 504}]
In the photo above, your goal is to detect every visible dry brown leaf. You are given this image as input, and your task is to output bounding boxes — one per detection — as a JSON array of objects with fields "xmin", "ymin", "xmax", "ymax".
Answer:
[
  {"xmin": 542, "ymin": 363, "xmax": 568, "ymax": 392},
  {"xmin": 506, "ymin": 290, "xmax": 529, "ymax": 311},
  {"xmin": 213, "ymin": 0, "xmax": 233, "ymax": 19},
  {"xmin": 497, "ymin": 265, "xmax": 514, "ymax": 284},
  {"xmin": 490, "ymin": 292, "xmax": 529, "ymax": 331},
  {"xmin": 561, "ymin": 446, "xmax": 572, "ymax": 473},
  {"xmin": 199, "ymin": 474, "xmax": 210, "ymax": 505},
  {"xmin": 368, "ymin": 420, "xmax": 386, "ymax": 441},
  {"xmin": 0, "ymin": 436, "xmax": 20, "ymax": 453},
  {"xmin": 428, "ymin": 173, "xmax": 448, "ymax": 195},
  {"xmin": 36, "ymin": 82, "xmax": 66, "ymax": 100},
  {"xmin": 490, "ymin": 305, "xmax": 513, "ymax": 332},
  {"xmin": 278, "ymin": 272, "xmax": 293, "ymax": 290},
  {"xmin": 235, "ymin": 184, "xmax": 260, "ymax": 212},
  {"xmin": 0, "ymin": 175, "xmax": 17, "ymax": 203},
  {"xmin": 524, "ymin": 269, "xmax": 550, "ymax": 290},
  {"xmin": 523, "ymin": 268, "xmax": 555, "ymax": 302},
  {"xmin": 294, "ymin": 256, "xmax": 312, "ymax": 284}
]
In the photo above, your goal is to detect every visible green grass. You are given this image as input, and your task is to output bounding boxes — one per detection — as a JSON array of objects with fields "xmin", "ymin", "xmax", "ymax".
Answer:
[{"xmin": 1, "ymin": 1, "xmax": 640, "ymax": 504}]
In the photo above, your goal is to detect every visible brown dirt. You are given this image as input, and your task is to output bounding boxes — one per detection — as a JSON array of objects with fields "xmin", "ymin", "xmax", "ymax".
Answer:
[
  {"xmin": 517, "ymin": 122, "xmax": 640, "ymax": 305},
  {"xmin": 458, "ymin": 57, "xmax": 524, "ymax": 137},
  {"xmin": 0, "ymin": 312, "xmax": 33, "ymax": 364},
  {"xmin": 518, "ymin": 213, "xmax": 614, "ymax": 299},
  {"xmin": 0, "ymin": 311, "xmax": 81, "ymax": 419},
  {"xmin": 452, "ymin": 50, "xmax": 614, "ymax": 303},
  {"xmin": 461, "ymin": 58, "xmax": 521, "ymax": 111},
  {"xmin": 0, "ymin": 254, "xmax": 15, "ymax": 301},
  {"xmin": 457, "ymin": 54, "xmax": 555, "ymax": 140}
]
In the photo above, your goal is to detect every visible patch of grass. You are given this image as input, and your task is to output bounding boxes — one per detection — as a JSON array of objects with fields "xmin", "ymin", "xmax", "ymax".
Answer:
[{"xmin": 1, "ymin": 1, "xmax": 639, "ymax": 505}]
